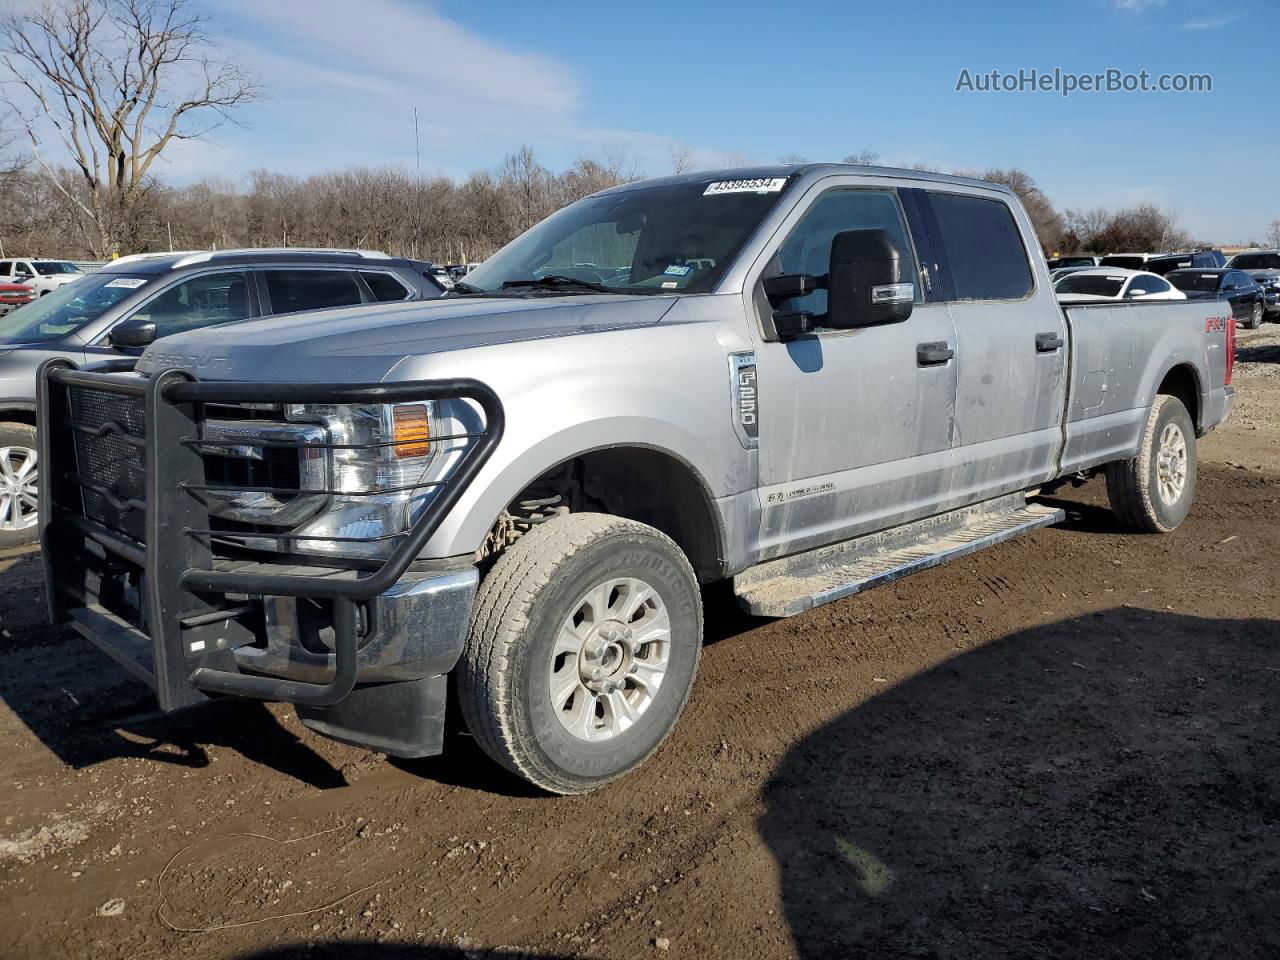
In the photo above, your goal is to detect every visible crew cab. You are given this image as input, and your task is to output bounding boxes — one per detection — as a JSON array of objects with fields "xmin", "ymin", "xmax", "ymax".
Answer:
[{"xmin": 38, "ymin": 165, "xmax": 1234, "ymax": 794}]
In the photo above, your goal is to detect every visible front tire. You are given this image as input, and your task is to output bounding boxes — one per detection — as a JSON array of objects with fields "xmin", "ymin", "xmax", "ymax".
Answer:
[
  {"xmin": 0, "ymin": 422, "xmax": 39, "ymax": 549},
  {"xmin": 1105, "ymin": 395, "xmax": 1196, "ymax": 533},
  {"xmin": 457, "ymin": 513, "xmax": 703, "ymax": 794}
]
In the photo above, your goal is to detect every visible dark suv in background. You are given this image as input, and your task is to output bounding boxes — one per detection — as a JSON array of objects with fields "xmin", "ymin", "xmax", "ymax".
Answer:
[
  {"xmin": 0, "ymin": 248, "xmax": 444, "ymax": 546},
  {"xmin": 1226, "ymin": 250, "xmax": 1280, "ymax": 319}
]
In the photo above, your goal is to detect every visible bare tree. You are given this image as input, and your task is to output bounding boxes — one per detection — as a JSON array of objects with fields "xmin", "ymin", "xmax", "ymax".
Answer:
[
  {"xmin": 842, "ymin": 150, "xmax": 880, "ymax": 166},
  {"xmin": 669, "ymin": 144, "xmax": 693, "ymax": 175},
  {"xmin": 1, "ymin": 0, "xmax": 259, "ymax": 257},
  {"xmin": 1267, "ymin": 218, "xmax": 1280, "ymax": 249}
]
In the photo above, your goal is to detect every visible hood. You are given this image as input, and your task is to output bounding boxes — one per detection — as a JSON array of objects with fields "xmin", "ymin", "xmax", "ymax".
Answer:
[
  {"xmin": 136, "ymin": 294, "xmax": 679, "ymax": 382},
  {"xmin": 1178, "ymin": 290, "xmax": 1220, "ymax": 300},
  {"xmin": 1242, "ymin": 269, "xmax": 1280, "ymax": 281}
]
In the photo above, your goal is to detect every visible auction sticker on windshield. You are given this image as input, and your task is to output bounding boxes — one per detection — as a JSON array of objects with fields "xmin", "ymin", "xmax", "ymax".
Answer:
[
  {"xmin": 105, "ymin": 277, "xmax": 147, "ymax": 289},
  {"xmin": 703, "ymin": 177, "xmax": 787, "ymax": 196}
]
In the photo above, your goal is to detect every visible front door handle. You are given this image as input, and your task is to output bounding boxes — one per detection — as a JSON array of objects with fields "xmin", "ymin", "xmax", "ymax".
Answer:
[
  {"xmin": 917, "ymin": 341, "xmax": 954, "ymax": 366},
  {"xmin": 1036, "ymin": 332, "xmax": 1064, "ymax": 352}
]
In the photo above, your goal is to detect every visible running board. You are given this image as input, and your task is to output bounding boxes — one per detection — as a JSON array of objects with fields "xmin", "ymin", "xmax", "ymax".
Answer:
[{"xmin": 735, "ymin": 493, "xmax": 1064, "ymax": 617}]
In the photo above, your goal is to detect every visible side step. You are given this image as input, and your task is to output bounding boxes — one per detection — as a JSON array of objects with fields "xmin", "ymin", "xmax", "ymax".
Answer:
[{"xmin": 734, "ymin": 493, "xmax": 1064, "ymax": 617}]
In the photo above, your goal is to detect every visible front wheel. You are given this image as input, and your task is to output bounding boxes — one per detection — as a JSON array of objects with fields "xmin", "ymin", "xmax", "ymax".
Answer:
[
  {"xmin": 457, "ymin": 513, "xmax": 703, "ymax": 794},
  {"xmin": 1105, "ymin": 395, "xmax": 1197, "ymax": 533},
  {"xmin": 0, "ymin": 422, "xmax": 39, "ymax": 549}
]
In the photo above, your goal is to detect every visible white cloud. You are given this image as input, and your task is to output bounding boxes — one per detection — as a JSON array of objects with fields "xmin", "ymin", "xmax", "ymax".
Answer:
[
  {"xmin": 1180, "ymin": 15, "xmax": 1238, "ymax": 30},
  {"xmin": 1111, "ymin": 0, "xmax": 1167, "ymax": 9},
  {"xmin": 156, "ymin": 0, "xmax": 705, "ymax": 182}
]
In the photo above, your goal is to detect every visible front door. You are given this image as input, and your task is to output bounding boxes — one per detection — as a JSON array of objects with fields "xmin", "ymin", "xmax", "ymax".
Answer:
[{"xmin": 751, "ymin": 184, "xmax": 958, "ymax": 559}]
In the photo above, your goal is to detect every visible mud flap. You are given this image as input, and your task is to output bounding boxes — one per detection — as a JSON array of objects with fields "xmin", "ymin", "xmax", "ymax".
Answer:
[{"xmin": 296, "ymin": 674, "xmax": 447, "ymax": 758}]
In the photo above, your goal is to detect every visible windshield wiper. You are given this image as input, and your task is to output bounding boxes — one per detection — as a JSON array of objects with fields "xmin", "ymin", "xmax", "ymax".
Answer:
[
  {"xmin": 499, "ymin": 275, "xmax": 613, "ymax": 294},
  {"xmin": 449, "ymin": 279, "xmax": 485, "ymax": 294}
]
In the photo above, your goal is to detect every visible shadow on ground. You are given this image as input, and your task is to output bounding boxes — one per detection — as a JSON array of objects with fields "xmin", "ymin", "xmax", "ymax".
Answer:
[{"xmin": 760, "ymin": 608, "xmax": 1280, "ymax": 959}]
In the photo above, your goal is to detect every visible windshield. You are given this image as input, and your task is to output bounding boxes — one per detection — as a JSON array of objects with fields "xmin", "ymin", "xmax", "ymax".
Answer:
[
  {"xmin": 1167, "ymin": 272, "xmax": 1222, "ymax": 293},
  {"xmin": 461, "ymin": 178, "xmax": 791, "ymax": 296},
  {"xmin": 1228, "ymin": 253, "xmax": 1280, "ymax": 270},
  {"xmin": 1099, "ymin": 255, "xmax": 1146, "ymax": 270},
  {"xmin": 1056, "ymin": 274, "xmax": 1125, "ymax": 297},
  {"xmin": 34, "ymin": 261, "xmax": 83, "ymax": 276},
  {"xmin": 0, "ymin": 273, "xmax": 145, "ymax": 344}
]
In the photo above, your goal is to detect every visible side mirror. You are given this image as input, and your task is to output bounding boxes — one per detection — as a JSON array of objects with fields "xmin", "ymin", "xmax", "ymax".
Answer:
[
  {"xmin": 108, "ymin": 317, "xmax": 159, "ymax": 349},
  {"xmin": 827, "ymin": 228, "xmax": 914, "ymax": 328},
  {"xmin": 1126, "ymin": 288, "xmax": 1147, "ymax": 299}
]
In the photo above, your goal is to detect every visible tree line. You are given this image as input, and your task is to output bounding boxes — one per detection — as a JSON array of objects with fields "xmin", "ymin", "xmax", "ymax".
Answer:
[{"xmin": 0, "ymin": 1, "xmax": 1270, "ymax": 264}]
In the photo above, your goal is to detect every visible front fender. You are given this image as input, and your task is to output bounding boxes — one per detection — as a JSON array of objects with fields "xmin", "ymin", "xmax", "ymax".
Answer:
[{"xmin": 423, "ymin": 415, "xmax": 727, "ymax": 558}]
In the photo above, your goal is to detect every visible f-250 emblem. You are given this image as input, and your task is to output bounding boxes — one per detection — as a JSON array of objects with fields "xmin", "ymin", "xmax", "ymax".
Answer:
[{"xmin": 729, "ymin": 352, "xmax": 758, "ymax": 450}]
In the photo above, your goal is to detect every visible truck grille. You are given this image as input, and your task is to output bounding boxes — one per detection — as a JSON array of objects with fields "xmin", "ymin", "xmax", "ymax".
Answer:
[{"xmin": 68, "ymin": 386, "xmax": 147, "ymax": 541}]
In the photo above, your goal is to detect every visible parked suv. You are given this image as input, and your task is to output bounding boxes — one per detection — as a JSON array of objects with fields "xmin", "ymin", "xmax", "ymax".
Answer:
[
  {"xmin": 0, "ymin": 248, "xmax": 443, "ymax": 546},
  {"xmin": 0, "ymin": 258, "xmax": 85, "ymax": 296},
  {"xmin": 1146, "ymin": 251, "xmax": 1227, "ymax": 276}
]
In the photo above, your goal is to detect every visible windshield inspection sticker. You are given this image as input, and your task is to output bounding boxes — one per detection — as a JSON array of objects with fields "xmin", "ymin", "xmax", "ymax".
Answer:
[
  {"xmin": 664, "ymin": 264, "xmax": 692, "ymax": 276},
  {"xmin": 704, "ymin": 177, "xmax": 787, "ymax": 196},
  {"xmin": 105, "ymin": 277, "xmax": 146, "ymax": 289}
]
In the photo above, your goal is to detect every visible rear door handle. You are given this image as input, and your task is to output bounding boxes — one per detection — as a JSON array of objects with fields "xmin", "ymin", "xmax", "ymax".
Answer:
[
  {"xmin": 916, "ymin": 341, "xmax": 954, "ymax": 366},
  {"xmin": 1036, "ymin": 332, "xmax": 1064, "ymax": 352}
]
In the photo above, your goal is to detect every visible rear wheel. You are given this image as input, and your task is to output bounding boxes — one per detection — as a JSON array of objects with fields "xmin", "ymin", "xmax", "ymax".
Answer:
[
  {"xmin": 1105, "ymin": 395, "xmax": 1196, "ymax": 533},
  {"xmin": 0, "ymin": 422, "xmax": 39, "ymax": 549},
  {"xmin": 458, "ymin": 513, "xmax": 702, "ymax": 794},
  {"xmin": 1247, "ymin": 300, "xmax": 1264, "ymax": 329}
]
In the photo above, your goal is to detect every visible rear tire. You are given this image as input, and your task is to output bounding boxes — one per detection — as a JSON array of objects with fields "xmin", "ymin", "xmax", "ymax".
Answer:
[
  {"xmin": 1105, "ymin": 395, "xmax": 1196, "ymax": 533},
  {"xmin": 457, "ymin": 513, "xmax": 703, "ymax": 794},
  {"xmin": 1247, "ymin": 301, "xmax": 1264, "ymax": 329},
  {"xmin": 0, "ymin": 422, "xmax": 39, "ymax": 549}
]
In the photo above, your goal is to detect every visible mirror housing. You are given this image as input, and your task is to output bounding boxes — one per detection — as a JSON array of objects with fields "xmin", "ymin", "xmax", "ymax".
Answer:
[
  {"xmin": 763, "ymin": 273, "xmax": 822, "ymax": 304},
  {"xmin": 108, "ymin": 317, "xmax": 159, "ymax": 349},
  {"xmin": 826, "ymin": 229, "xmax": 914, "ymax": 328},
  {"xmin": 1125, "ymin": 288, "xmax": 1147, "ymax": 299}
]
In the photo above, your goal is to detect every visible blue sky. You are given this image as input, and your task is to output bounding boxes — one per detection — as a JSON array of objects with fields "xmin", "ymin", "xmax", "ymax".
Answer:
[{"xmin": 157, "ymin": 0, "xmax": 1277, "ymax": 241}]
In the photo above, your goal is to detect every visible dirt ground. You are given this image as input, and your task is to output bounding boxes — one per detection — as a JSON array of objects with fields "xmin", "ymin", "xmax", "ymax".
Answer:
[{"xmin": 3, "ymin": 328, "xmax": 1279, "ymax": 960}]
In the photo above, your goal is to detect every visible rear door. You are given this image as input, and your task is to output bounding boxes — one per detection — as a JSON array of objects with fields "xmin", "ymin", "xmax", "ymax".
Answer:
[{"xmin": 922, "ymin": 189, "xmax": 1068, "ymax": 506}]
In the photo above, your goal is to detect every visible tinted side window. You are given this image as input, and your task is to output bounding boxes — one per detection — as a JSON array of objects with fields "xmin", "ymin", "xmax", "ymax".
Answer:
[
  {"xmin": 129, "ymin": 271, "xmax": 252, "ymax": 338},
  {"xmin": 13, "ymin": 262, "xmax": 33, "ymax": 278},
  {"xmin": 263, "ymin": 270, "xmax": 362, "ymax": 315},
  {"xmin": 928, "ymin": 193, "xmax": 1034, "ymax": 301},
  {"xmin": 1232, "ymin": 272, "xmax": 1252, "ymax": 288},
  {"xmin": 0, "ymin": 261, "xmax": 11, "ymax": 276},
  {"xmin": 764, "ymin": 188, "xmax": 920, "ymax": 320},
  {"xmin": 361, "ymin": 271, "xmax": 411, "ymax": 302}
]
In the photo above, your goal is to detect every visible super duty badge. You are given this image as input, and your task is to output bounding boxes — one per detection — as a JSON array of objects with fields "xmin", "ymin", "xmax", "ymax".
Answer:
[{"xmin": 729, "ymin": 352, "xmax": 758, "ymax": 450}]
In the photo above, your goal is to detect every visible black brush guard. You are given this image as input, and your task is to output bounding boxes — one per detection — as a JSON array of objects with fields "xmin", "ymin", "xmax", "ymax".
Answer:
[{"xmin": 38, "ymin": 360, "xmax": 503, "ymax": 712}]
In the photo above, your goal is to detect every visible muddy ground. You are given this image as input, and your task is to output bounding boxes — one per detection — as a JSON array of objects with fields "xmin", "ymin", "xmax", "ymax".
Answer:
[{"xmin": 3, "ymin": 328, "xmax": 1279, "ymax": 960}]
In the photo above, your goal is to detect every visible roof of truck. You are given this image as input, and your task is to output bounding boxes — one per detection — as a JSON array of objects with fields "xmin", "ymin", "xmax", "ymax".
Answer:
[{"xmin": 594, "ymin": 163, "xmax": 1018, "ymax": 198}]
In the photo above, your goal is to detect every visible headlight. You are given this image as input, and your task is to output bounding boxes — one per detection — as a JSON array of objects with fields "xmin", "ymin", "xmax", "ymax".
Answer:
[{"xmin": 282, "ymin": 399, "xmax": 469, "ymax": 560}]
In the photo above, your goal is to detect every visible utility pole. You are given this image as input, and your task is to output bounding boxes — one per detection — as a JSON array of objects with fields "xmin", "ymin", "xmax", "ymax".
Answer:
[{"xmin": 413, "ymin": 107, "xmax": 422, "ymax": 260}]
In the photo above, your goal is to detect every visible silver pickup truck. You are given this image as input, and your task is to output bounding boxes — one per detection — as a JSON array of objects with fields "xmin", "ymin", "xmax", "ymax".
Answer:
[{"xmin": 38, "ymin": 164, "xmax": 1234, "ymax": 794}]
